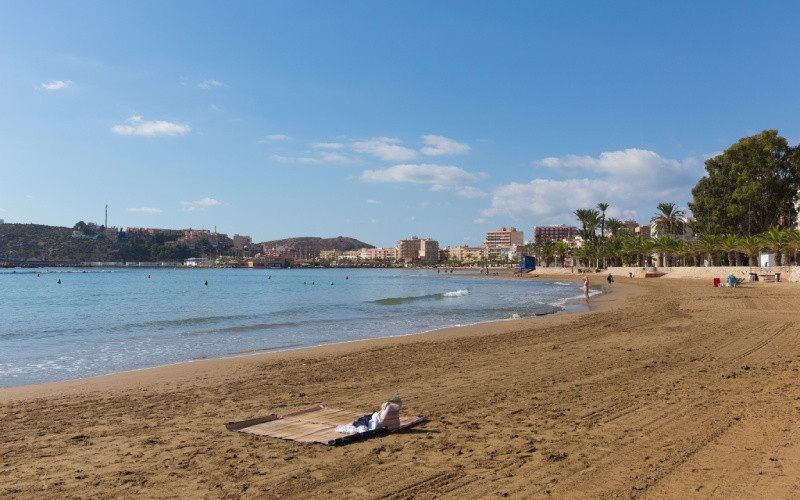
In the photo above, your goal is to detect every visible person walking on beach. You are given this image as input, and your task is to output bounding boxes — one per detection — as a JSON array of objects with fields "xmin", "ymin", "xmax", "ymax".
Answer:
[
  {"xmin": 607, "ymin": 273, "xmax": 614, "ymax": 286},
  {"xmin": 582, "ymin": 277, "xmax": 589, "ymax": 301}
]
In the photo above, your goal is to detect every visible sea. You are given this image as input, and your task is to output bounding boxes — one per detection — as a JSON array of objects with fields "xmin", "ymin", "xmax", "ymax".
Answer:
[{"xmin": 0, "ymin": 267, "xmax": 587, "ymax": 388}]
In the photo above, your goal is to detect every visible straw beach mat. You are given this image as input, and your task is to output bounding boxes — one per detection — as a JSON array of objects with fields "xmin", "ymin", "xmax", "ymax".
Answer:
[{"xmin": 226, "ymin": 404, "xmax": 428, "ymax": 446}]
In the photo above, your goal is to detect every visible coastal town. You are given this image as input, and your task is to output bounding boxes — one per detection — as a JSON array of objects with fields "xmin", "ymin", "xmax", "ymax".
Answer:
[{"xmin": 0, "ymin": 218, "xmax": 666, "ymax": 268}]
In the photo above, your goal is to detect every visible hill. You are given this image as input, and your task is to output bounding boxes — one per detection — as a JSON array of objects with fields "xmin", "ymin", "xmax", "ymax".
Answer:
[
  {"xmin": 0, "ymin": 223, "xmax": 117, "ymax": 262},
  {"xmin": 0, "ymin": 223, "xmax": 375, "ymax": 262},
  {"xmin": 258, "ymin": 236, "xmax": 374, "ymax": 252}
]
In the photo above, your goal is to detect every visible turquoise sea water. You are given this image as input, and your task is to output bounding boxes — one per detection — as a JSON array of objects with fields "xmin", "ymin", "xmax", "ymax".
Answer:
[{"xmin": 0, "ymin": 267, "xmax": 585, "ymax": 388}]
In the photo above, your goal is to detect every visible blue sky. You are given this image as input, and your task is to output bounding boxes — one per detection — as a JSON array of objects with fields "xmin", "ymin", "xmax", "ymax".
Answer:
[{"xmin": 2, "ymin": 1, "xmax": 799, "ymax": 248}]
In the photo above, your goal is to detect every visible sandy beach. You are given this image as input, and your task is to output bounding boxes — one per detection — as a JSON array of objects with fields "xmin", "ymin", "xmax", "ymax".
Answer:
[{"xmin": 2, "ymin": 275, "xmax": 800, "ymax": 498}]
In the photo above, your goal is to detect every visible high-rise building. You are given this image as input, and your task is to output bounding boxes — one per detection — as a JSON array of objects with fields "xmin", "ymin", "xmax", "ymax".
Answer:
[
  {"xmin": 533, "ymin": 225, "xmax": 577, "ymax": 244},
  {"xmin": 396, "ymin": 236, "xmax": 439, "ymax": 262},
  {"xmin": 485, "ymin": 227, "xmax": 524, "ymax": 249},
  {"xmin": 484, "ymin": 227, "xmax": 524, "ymax": 259},
  {"xmin": 396, "ymin": 236, "xmax": 422, "ymax": 261},
  {"xmin": 419, "ymin": 238, "xmax": 439, "ymax": 262}
]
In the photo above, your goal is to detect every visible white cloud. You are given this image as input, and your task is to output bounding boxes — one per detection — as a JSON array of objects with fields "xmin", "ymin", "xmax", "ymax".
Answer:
[
  {"xmin": 261, "ymin": 134, "xmax": 290, "ymax": 142},
  {"xmin": 181, "ymin": 197, "xmax": 221, "ymax": 212},
  {"xmin": 361, "ymin": 164, "xmax": 480, "ymax": 185},
  {"xmin": 319, "ymin": 152, "xmax": 354, "ymax": 163},
  {"xmin": 270, "ymin": 154, "xmax": 319, "ymax": 164},
  {"xmin": 473, "ymin": 218, "xmax": 486, "ymax": 224},
  {"xmin": 456, "ymin": 186, "xmax": 488, "ymax": 198},
  {"xmin": 198, "ymin": 80, "xmax": 226, "ymax": 89},
  {"xmin": 534, "ymin": 149, "xmax": 701, "ymax": 187},
  {"xmin": 353, "ymin": 137, "xmax": 418, "ymax": 162},
  {"xmin": 111, "ymin": 115, "xmax": 190, "ymax": 137},
  {"xmin": 270, "ymin": 154, "xmax": 320, "ymax": 164},
  {"xmin": 41, "ymin": 80, "xmax": 73, "ymax": 91},
  {"xmin": 483, "ymin": 149, "xmax": 703, "ymax": 223},
  {"xmin": 126, "ymin": 207, "xmax": 163, "ymax": 214},
  {"xmin": 270, "ymin": 152, "xmax": 353, "ymax": 164},
  {"xmin": 366, "ymin": 199, "xmax": 380, "ymax": 205},
  {"xmin": 311, "ymin": 142, "xmax": 346, "ymax": 149},
  {"xmin": 421, "ymin": 135, "xmax": 470, "ymax": 156}
]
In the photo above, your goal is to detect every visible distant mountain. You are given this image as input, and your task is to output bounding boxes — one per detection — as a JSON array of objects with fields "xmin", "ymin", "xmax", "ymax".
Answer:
[{"xmin": 259, "ymin": 236, "xmax": 374, "ymax": 252}]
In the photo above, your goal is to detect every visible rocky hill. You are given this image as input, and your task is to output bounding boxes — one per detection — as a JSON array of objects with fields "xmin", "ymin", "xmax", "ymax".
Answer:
[
  {"xmin": 0, "ymin": 224, "xmax": 374, "ymax": 262},
  {"xmin": 0, "ymin": 223, "xmax": 117, "ymax": 262},
  {"xmin": 258, "ymin": 236, "xmax": 374, "ymax": 252}
]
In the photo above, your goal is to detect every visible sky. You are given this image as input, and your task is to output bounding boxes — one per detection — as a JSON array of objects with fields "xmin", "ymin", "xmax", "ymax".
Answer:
[{"xmin": 2, "ymin": 1, "xmax": 799, "ymax": 248}]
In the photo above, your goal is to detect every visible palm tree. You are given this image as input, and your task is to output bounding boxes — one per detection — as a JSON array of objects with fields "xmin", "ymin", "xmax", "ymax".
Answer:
[
  {"xmin": 554, "ymin": 241, "xmax": 570, "ymax": 267},
  {"xmin": 575, "ymin": 208, "xmax": 601, "ymax": 245},
  {"xmin": 787, "ymin": 229, "xmax": 800, "ymax": 265},
  {"xmin": 573, "ymin": 244, "xmax": 593, "ymax": 269},
  {"xmin": 605, "ymin": 217, "xmax": 624, "ymax": 237},
  {"xmin": 720, "ymin": 234, "xmax": 742, "ymax": 266},
  {"xmin": 540, "ymin": 239, "xmax": 555, "ymax": 267},
  {"xmin": 574, "ymin": 208, "xmax": 592, "ymax": 233},
  {"xmin": 759, "ymin": 227, "xmax": 793, "ymax": 266},
  {"xmin": 685, "ymin": 240, "xmax": 705, "ymax": 267},
  {"xmin": 650, "ymin": 202, "xmax": 686, "ymax": 238},
  {"xmin": 623, "ymin": 235, "xmax": 652, "ymax": 267},
  {"xmin": 697, "ymin": 234, "xmax": 723, "ymax": 266},
  {"xmin": 597, "ymin": 202, "xmax": 609, "ymax": 240},
  {"xmin": 653, "ymin": 235, "xmax": 680, "ymax": 267},
  {"xmin": 600, "ymin": 235, "xmax": 624, "ymax": 267},
  {"xmin": 736, "ymin": 236, "xmax": 763, "ymax": 267}
]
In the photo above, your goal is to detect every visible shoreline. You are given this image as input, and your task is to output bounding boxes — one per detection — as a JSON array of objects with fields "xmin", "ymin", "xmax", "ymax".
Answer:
[
  {"xmin": 0, "ymin": 271, "xmax": 593, "ymax": 394},
  {"xmin": 0, "ymin": 274, "xmax": 624, "ymax": 401},
  {"xmin": 5, "ymin": 276, "xmax": 799, "ymax": 497}
]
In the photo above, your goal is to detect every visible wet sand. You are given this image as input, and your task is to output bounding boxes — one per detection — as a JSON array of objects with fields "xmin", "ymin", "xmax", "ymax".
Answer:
[{"xmin": 2, "ymin": 276, "xmax": 800, "ymax": 498}]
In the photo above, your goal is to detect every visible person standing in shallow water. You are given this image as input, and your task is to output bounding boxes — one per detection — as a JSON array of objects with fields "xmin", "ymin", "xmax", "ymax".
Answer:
[{"xmin": 583, "ymin": 277, "xmax": 589, "ymax": 301}]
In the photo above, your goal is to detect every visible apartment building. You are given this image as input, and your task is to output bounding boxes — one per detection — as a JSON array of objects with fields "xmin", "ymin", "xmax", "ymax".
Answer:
[
  {"xmin": 396, "ymin": 236, "xmax": 439, "ymax": 262},
  {"xmin": 449, "ymin": 245, "xmax": 487, "ymax": 262},
  {"xmin": 419, "ymin": 238, "xmax": 439, "ymax": 262},
  {"xmin": 533, "ymin": 224, "xmax": 577, "ymax": 244},
  {"xmin": 485, "ymin": 227, "xmax": 524, "ymax": 259},
  {"xmin": 360, "ymin": 247, "xmax": 396, "ymax": 260}
]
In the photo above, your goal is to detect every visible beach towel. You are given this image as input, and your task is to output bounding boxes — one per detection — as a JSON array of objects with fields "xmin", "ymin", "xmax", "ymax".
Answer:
[{"xmin": 226, "ymin": 404, "xmax": 428, "ymax": 446}]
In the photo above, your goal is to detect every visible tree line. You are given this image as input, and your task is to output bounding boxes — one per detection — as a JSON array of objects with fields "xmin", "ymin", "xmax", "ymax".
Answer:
[{"xmin": 527, "ymin": 130, "xmax": 800, "ymax": 269}]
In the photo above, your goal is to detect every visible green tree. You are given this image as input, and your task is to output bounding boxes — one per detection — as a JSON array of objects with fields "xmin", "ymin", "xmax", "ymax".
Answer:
[
  {"xmin": 736, "ymin": 236, "xmax": 763, "ymax": 266},
  {"xmin": 540, "ymin": 239, "xmax": 555, "ymax": 267},
  {"xmin": 605, "ymin": 217, "xmax": 624, "ymax": 237},
  {"xmin": 720, "ymin": 234, "xmax": 742, "ymax": 266},
  {"xmin": 622, "ymin": 235, "xmax": 652, "ymax": 267},
  {"xmin": 689, "ymin": 130, "xmax": 799, "ymax": 236},
  {"xmin": 597, "ymin": 202, "xmax": 609, "ymax": 240},
  {"xmin": 600, "ymin": 235, "xmax": 624, "ymax": 267},
  {"xmin": 759, "ymin": 227, "xmax": 793, "ymax": 266},
  {"xmin": 651, "ymin": 202, "xmax": 686, "ymax": 237},
  {"xmin": 574, "ymin": 208, "xmax": 601, "ymax": 245},
  {"xmin": 653, "ymin": 235, "xmax": 680, "ymax": 267},
  {"xmin": 554, "ymin": 241, "xmax": 570, "ymax": 267},
  {"xmin": 685, "ymin": 240, "xmax": 705, "ymax": 267},
  {"xmin": 697, "ymin": 234, "xmax": 724, "ymax": 266}
]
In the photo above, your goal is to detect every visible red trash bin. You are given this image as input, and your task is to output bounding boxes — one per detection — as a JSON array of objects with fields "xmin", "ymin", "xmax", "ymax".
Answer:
[{"xmin": 713, "ymin": 278, "xmax": 720, "ymax": 287}]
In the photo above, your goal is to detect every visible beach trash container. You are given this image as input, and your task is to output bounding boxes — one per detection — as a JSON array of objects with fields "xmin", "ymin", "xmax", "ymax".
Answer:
[
  {"xmin": 775, "ymin": 273, "xmax": 781, "ymax": 282},
  {"xmin": 749, "ymin": 273, "xmax": 757, "ymax": 282},
  {"xmin": 713, "ymin": 278, "xmax": 720, "ymax": 287}
]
